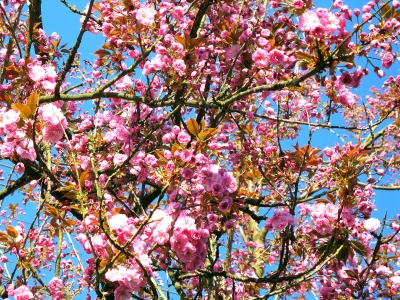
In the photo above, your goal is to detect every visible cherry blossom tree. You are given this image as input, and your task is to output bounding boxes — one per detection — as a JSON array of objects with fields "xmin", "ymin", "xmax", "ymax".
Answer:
[{"xmin": 0, "ymin": 0, "xmax": 399, "ymax": 299}]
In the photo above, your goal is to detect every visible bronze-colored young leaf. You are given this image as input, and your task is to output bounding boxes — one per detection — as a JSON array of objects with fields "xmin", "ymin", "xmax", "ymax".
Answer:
[
  {"xmin": 295, "ymin": 51, "xmax": 316, "ymax": 63},
  {"xmin": 187, "ymin": 118, "xmax": 200, "ymax": 137},
  {"xmin": 0, "ymin": 93, "xmax": 10, "ymax": 104},
  {"xmin": 12, "ymin": 103, "xmax": 32, "ymax": 119},
  {"xmin": 27, "ymin": 91, "xmax": 38, "ymax": 114},
  {"xmin": 94, "ymin": 49, "xmax": 111, "ymax": 56},
  {"xmin": 326, "ymin": 193, "xmax": 337, "ymax": 204},
  {"xmin": 6, "ymin": 226, "xmax": 19, "ymax": 239},
  {"xmin": 79, "ymin": 170, "xmax": 90, "ymax": 188},
  {"xmin": 4, "ymin": 66, "xmax": 21, "ymax": 79},
  {"xmin": 344, "ymin": 270, "xmax": 358, "ymax": 278},
  {"xmin": 198, "ymin": 128, "xmax": 218, "ymax": 141},
  {"xmin": 174, "ymin": 34, "xmax": 189, "ymax": 49},
  {"xmin": 0, "ymin": 232, "xmax": 9, "ymax": 243}
]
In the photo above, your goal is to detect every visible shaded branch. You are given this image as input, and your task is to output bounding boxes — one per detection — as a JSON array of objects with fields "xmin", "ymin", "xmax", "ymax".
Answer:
[
  {"xmin": 24, "ymin": 0, "xmax": 43, "ymax": 59},
  {"xmin": 0, "ymin": 163, "xmax": 41, "ymax": 201}
]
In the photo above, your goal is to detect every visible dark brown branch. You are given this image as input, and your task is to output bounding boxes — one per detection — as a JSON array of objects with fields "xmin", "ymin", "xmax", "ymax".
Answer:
[
  {"xmin": 0, "ymin": 163, "xmax": 41, "ymax": 200},
  {"xmin": 190, "ymin": 0, "xmax": 211, "ymax": 38},
  {"xmin": 24, "ymin": 0, "xmax": 43, "ymax": 59}
]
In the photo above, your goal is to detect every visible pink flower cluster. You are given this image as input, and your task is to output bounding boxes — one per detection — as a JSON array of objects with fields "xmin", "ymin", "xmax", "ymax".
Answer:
[
  {"xmin": 39, "ymin": 103, "xmax": 68, "ymax": 144},
  {"xmin": 105, "ymin": 264, "xmax": 147, "ymax": 299},
  {"xmin": 265, "ymin": 209, "xmax": 297, "ymax": 232},
  {"xmin": 0, "ymin": 108, "xmax": 36, "ymax": 161},
  {"xmin": 298, "ymin": 8, "xmax": 342, "ymax": 37},
  {"xmin": 27, "ymin": 62, "xmax": 57, "ymax": 93},
  {"xmin": 48, "ymin": 277, "xmax": 63, "ymax": 300},
  {"xmin": 170, "ymin": 211, "xmax": 209, "ymax": 272},
  {"xmin": 6, "ymin": 284, "xmax": 33, "ymax": 300},
  {"xmin": 76, "ymin": 213, "xmax": 151, "ymax": 298},
  {"xmin": 364, "ymin": 218, "xmax": 380, "ymax": 231}
]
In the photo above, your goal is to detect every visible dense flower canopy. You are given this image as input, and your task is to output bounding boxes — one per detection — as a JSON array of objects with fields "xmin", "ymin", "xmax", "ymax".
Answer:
[{"xmin": 0, "ymin": 0, "xmax": 398, "ymax": 299}]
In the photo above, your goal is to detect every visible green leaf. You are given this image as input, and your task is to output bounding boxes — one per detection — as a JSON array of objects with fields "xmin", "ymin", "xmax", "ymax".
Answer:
[
  {"xmin": 350, "ymin": 240, "xmax": 367, "ymax": 257},
  {"xmin": 337, "ymin": 245, "xmax": 350, "ymax": 263}
]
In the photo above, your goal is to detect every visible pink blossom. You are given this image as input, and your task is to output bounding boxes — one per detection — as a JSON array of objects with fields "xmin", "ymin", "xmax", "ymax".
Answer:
[
  {"xmin": 382, "ymin": 52, "xmax": 394, "ymax": 69},
  {"xmin": 218, "ymin": 197, "xmax": 232, "ymax": 212},
  {"xmin": 144, "ymin": 154, "xmax": 158, "ymax": 167},
  {"xmin": 180, "ymin": 168, "xmax": 193, "ymax": 179},
  {"xmin": 173, "ymin": 59, "xmax": 186, "ymax": 76},
  {"xmin": 298, "ymin": 11, "xmax": 321, "ymax": 32},
  {"xmin": 293, "ymin": 0, "xmax": 304, "ymax": 10},
  {"xmin": 1, "ymin": 142, "xmax": 14, "ymax": 157},
  {"xmin": 43, "ymin": 125, "xmax": 64, "ymax": 144},
  {"xmin": 91, "ymin": 234, "xmax": 109, "ymax": 259},
  {"xmin": 40, "ymin": 104, "xmax": 67, "ymax": 127},
  {"xmin": 341, "ymin": 5, "xmax": 353, "ymax": 20},
  {"xmin": 175, "ymin": 213, "xmax": 196, "ymax": 230},
  {"xmin": 76, "ymin": 234, "xmax": 92, "ymax": 253},
  {"xmin": 142, "ymin": 61, "xmax": 154, "ymax": 76},
  {"xmin": 43, "ymin": 124, "xmax": 64, "ymax": 144},
  {"xmin": 333, "ymin": 0, "xmax": 343, "ymax": 8},
  {"xmin": 222, "ymin": 172, "xmax": 237, "ymax": 192},
  {"xmin": 171, "ymin": 232, "xmax": 189, "ymax": 251},
  {"xmin": 42, "ymin": 80, "xmax": 56, "ymax": 93},
  {"xmin": 179, "ymin": 243, "xmax": 196, "ymax": 263},
  {"xmin": 364, "ymin": 218, "xmax": 380, "ymax": 231},
  {"xmin": 48, "ymin": 277, "xmax": 63, "ymax": 293},
  {"xmin": 115, "ymin": 75, "xmax": 134, "ymax": 90},
  {"xmin": 15, "ymin": 162, "xmax": 24, "ymax": 174},
  {"xmin": 177, "ymin": 131, "xmax": 191, "ymax": 143},
  {"xmin": 225, "ymin": 45, "xmax": 241, "ymax": 60},
  {"xmin": 13, "ymin": 285, "xmax": 33, "ymax": 300},
  {"xmin": 150, "ymin": 54, "xmax": 167, "ymax": 71},
  {"xmin": 252, "ymin": 48, "xmax": 269, "ymax": 68},
  {"xmin": 314, "ymin": 218, "xmax": 332, "ymax": 235},
  {"xmin": 319, "ymin": 11, "xmax": 340, "ymax": 33},
  {"xmin": 362, "ymin": 13, "xmax": 372, "ymax": 23},
  {"xmin": 16, "ymin": 139, "xmax": 36, "ymax": 161},
  {"xmin": 113, "ymin": 153, "xmax": 127, "ymax": 165},
  {"xmin": 268, "ymin": 49, "xmax": 285, "ymax": 65},
  {"xmin": 207, "ymin": 213, "xmax": 219, "ymax": 223},
  {"xmin": 166, "ymin": 161, "xmax": 175, "ymax": 172},
  {"xmin": 266, "ymin": 210, "xmax": 297, "ymax": 232},
  {"xmin": 28, "ymin": 64, "xmax": 46, "ymax": 81},
  {"xmin": 114, "ymin": 284, "xmax": 134, "ymax": 300},
  {"xmin": 152, "ymin": 228, "xmax": 170, "ymax": 245},
  {"xmin": 105, "ymin": 265, "xmax": 130, "ymax": 283},
  {"xmin": 375, "ymin": 67, "xmax": 386, "ymax": 78},
  {"xmin": 390, "ymin": 276, "xmax": 400, "ymax": 288},
  {"xmin": 136, "ymin": 6, "xmax": 156, "ymax": 26},
  {"xmin": 109, "ymin": 214, "xmax": 128, "ymax": 231},
  {"xmin": 180, "ymin": 149, "xmax": 193, "ymax": 162},
  {"xmin": 2, "ymin": 109, "xmax": 20, "ymax": 126},
  {"xmin": 171, "ymin": 6, "xmax": 185, "ymax": 21},
  {"xmin": 376, "ymin": 265, "xmax": 392, "ymax": 275}
]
